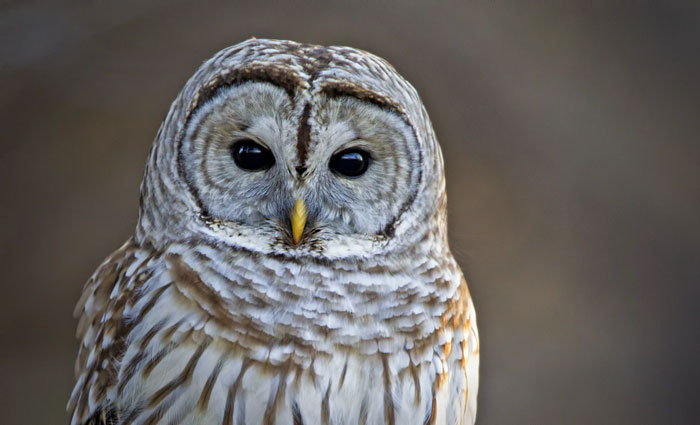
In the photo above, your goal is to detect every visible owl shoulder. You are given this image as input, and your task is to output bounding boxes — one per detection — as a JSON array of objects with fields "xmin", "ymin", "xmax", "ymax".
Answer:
[{"xmin": 69, "ymin": 237, "xmax": 159, "ymax": 424}]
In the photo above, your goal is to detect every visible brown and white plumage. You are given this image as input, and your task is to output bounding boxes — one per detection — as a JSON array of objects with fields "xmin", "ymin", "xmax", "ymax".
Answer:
[{"xmin": 69, "ymin": 39, "xmax": 479, "ymax": 425}]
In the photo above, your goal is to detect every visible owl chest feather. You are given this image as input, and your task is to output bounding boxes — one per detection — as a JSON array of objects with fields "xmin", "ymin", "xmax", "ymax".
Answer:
[
  {"xmin": 116, "ymin": 287, "xmax": 476, "ymax": 425},
  {"xmin": 71, "ymin": 244, "xmax": 478, "ymax": 425}
]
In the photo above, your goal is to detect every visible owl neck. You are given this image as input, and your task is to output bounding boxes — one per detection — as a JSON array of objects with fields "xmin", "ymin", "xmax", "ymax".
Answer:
[{"xmin": 154, "ymin": 228, "xmax": 462, "ymax": 363}]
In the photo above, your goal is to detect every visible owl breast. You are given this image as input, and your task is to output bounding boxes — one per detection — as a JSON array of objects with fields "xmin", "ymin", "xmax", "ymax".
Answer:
[{"xmin": 103, "ymin": 244, "xmax": 478, "ymax": 425}]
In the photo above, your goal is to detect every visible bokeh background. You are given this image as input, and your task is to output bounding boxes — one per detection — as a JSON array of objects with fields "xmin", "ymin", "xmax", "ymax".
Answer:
[{"xmin": 1, "ymin": 1, "xmax": 699, "ymax": 423}]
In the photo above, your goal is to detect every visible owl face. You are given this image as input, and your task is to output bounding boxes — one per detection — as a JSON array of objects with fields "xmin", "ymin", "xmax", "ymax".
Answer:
[
  {"xmin": 138, "ymin": 39, "xmax": 446, "ymax": 259},
  {"xmin": 179, "ymin": 81, "xmax": 421, "ymax": 252}
]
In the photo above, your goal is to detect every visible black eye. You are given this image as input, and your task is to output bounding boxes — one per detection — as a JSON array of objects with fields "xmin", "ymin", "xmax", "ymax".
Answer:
[
  {"xmin": 329, "ymin": 149, "xmax": 371, "ymax": 178},
  {"xmin": 231, "ymin": 139, "xmax": 275, "ymax": 171}
]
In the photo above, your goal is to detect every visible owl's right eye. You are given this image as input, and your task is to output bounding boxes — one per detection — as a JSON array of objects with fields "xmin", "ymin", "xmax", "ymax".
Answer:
[{"xmin": 231, "ymin": 139, "xmax": 275, "ymax": 171}]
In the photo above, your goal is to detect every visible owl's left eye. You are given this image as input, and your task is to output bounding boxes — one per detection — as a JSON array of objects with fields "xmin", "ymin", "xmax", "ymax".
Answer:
[
  {"xmin": 329, "ymin": 148, "xmax": 371, "ymax": 178},
  {"xmin": 231, "ymin": 139, "xmax": 275, "ymax": 171}
]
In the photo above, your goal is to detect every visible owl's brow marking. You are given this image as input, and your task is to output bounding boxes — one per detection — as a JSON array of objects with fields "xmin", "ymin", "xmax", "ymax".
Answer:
[
  {"xmin": 186, "ymin": 64, "xmax": 303, "ymax": 121},
  {"xmin": 320, "ymin": 81, "xmax": 406, "ymax": 119}
]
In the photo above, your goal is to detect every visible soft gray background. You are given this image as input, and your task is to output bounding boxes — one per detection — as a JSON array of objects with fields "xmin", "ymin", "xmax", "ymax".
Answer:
[{"xmin": 1, "ymin": 1, "xmax": 698, "ymax": 424}]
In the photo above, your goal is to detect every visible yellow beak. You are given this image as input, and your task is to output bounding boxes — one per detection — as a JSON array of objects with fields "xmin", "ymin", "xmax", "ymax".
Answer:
[{"xmin": 290, "ymin": 198, "xmax": 307, "ymax": 245}]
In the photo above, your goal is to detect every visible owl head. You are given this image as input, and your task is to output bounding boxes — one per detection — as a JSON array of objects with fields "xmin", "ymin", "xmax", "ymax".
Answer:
[{"xmin": 137, "ymin": 39, "xmax": 447, "ymax": 260}]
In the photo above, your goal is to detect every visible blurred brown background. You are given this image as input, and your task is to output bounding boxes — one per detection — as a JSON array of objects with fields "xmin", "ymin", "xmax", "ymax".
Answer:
[{"xmin": 1, "ymin": 1, "xmax": 699, "ymax": 424}]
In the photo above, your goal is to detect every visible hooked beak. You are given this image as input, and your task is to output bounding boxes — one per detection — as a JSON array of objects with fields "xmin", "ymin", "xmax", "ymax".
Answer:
[{"xmin": 290, "ymin": 198, "xmax": 308, "ymax": 245}]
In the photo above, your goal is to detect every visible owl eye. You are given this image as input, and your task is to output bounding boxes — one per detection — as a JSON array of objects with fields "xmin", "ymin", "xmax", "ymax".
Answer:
[
  {"xmin": 231, "ymin": 139, "xmax": 275, "ymax": 171},
  {"xmin": 329, "ymin": 148, "xmax": 371, "ymax": 178}
]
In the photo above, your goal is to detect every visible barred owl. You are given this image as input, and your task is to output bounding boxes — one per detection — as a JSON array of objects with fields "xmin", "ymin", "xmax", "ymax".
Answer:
[{"xmin": 68, "ymin": 39, "xmax": 479, "ymax": 425}]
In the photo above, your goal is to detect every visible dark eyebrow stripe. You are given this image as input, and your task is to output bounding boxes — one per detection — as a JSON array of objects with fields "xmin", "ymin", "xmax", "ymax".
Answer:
[
  {"xmin": 320, "ymin": 80, "xmax": 406, "ymax": 118},
  {"xmin": 186, "ymin": 64, "xmax": 304, "ymax": 120}
]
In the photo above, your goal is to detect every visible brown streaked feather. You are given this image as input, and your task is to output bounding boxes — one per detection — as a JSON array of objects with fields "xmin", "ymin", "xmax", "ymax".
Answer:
[
  {"xmin": 222, "ymin": 358, "xmax": 252, "ymax": 425},
  {"xmin": 381, "ymin": 354, "xmax": 396, "ymax": 425},
  {"xmin": 291, "ymin": 400, "xmax": 304, "ymax": 425},
  {"xmin": 321, "ymin": 381, "xmax": 331, "ymax": 425},
  {"xmin": 198, "ymin": 354, "xmax": 227, "ymax": 411},
  {"xmin": 148, "ymin": 339, "xmax": 211, "ymax": 407},
  {"xmin": 69, "ymin": 238, "xmax": 158, "ymax": 423}
]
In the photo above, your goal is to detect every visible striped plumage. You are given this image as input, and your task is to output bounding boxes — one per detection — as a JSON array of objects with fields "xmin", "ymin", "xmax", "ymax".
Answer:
[{"xmin": 69, "ymin": 39, "xmax": 479, "ymax": 425}]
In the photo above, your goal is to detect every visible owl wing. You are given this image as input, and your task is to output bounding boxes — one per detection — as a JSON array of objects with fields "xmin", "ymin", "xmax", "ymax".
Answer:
[
  {"xmin": 68, "ymin": 238, "xmax": 157, "ymax": 425},
  {"xmin": 463, "ymin": 290, "xmax": 480, "ymax": 424}
]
